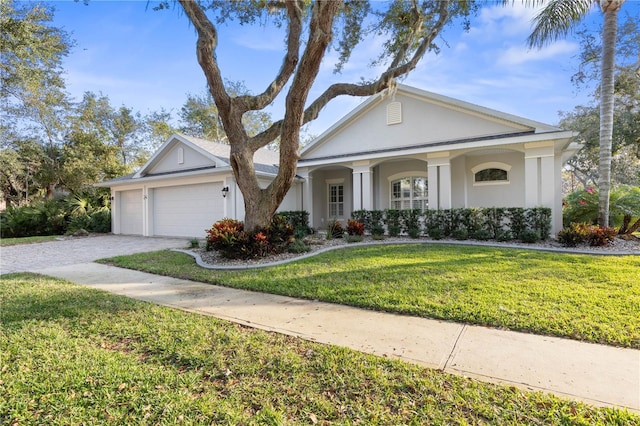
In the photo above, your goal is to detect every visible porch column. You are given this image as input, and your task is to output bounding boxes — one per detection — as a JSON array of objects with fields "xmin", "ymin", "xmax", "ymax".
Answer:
[
  {"xmin": 298, "ymin": 169, "xmax": 313, "ymax": 227},
  {"xmin": 524, "ymin": 142, "xmax": 555, "ymax": 208},
  {"xmin": 351, "ymin": 161, "xmax": 373, "ymax": 211},
  {"xmin": 427, "ymin": 152, "xmax": 451, "ymax": 209}
]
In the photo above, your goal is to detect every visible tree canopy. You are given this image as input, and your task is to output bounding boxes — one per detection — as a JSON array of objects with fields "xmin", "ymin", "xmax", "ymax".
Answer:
[{"xmin": 171, "ymin": 0, "xmax": 477, "ymax": 229}]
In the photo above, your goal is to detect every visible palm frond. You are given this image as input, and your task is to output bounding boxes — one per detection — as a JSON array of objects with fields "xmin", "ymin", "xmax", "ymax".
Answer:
[{"xmin": 527, "ymin": 0, "xmax": 597, "ymax": 48}]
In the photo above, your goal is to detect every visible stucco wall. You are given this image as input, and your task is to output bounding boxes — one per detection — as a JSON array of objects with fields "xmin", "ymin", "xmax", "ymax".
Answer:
[
  {"xmin": 304, "ymin": 93, "xmax": 525, "ymax": 159},
  {"xmin": 464, "ymin": 152, "xmax": 525, "ymax": 208},
  {"xmin": 149, "ymin": 143, "xmax": 215, "ymax": 174}
]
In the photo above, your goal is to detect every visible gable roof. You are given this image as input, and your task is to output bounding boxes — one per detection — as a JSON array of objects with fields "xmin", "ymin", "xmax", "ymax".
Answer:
[
  {"xmin": 300, "ymin": 84, "xmax": 567, "ymax": 162},
  {"xmin": 134, "ymin": 133, "xmax": 280, "ymax": 179}
]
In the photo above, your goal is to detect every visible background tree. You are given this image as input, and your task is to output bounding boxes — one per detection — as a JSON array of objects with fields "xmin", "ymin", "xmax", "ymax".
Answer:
[
  {"xmin": 172, "ymin": 0, "xmax": 475, "ymax": 230},
  {"xmin": 1, "ymin": 0, "xmax": 73, "ymax": 199},
  {"xmin": 527, "ymin": 0, "xmax": 626, "ymax": 227},
  {"xmin": 179, "ymin": 81, "xmax": 273, "ymax": 143},
  {"xmin": 558, "ymin": 12, "xmax": 639, "ymax": 192}
]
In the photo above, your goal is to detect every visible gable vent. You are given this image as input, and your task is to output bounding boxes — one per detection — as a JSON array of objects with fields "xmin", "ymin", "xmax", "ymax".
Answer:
[{"xmin": 386, "ymin": 101, "xmax": 402, "ymax": 125}]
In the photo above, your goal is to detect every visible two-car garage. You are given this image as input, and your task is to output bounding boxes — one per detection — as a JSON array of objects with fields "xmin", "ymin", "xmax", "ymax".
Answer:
[{"xmin": 115, "ymin": 182, "xmax": 225, "ymax": 238}]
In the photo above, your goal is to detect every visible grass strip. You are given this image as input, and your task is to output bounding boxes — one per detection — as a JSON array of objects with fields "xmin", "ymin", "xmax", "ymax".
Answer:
[
  {"xmin": 0, "ymin": 235, "xmax": 59, "ymax": 246},
  {"xmin": 2, "ymin": 273, "xmax": 638, "ymax": 425},
  {"xmin": 102, "ymin": 244, "xmax": 640, "ymax": 349}
]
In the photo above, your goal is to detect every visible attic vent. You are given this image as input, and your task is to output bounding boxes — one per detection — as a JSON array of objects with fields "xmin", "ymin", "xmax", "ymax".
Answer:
[
  {"xmin": 178, "ymin": 147, "xmax": 184, "ymax": 164},
  {"xmin": 387, "ymin": 101, "xmax": 402, "ymax": 125}
]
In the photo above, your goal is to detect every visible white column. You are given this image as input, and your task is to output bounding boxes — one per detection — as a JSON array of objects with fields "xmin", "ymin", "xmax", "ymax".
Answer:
[
  {"xmin": 439, "ymin": 163, "xmax": 452, "ymax": 209},
  {"xmin": 112, "ymin": 190, "xmax": 120, "ymax": 234},
  {"xmin": 524, "ymin": 142, "xmax": 555, "ymax": 208},
  {"xmin": 427, "ymin": 164, "xmax": 439, "ymax": 209},
  {"xmin": 352, "ymin": 171, "xmax": 362, "ymax": 211},
  {"xmin": 427, "ymin": 152, "xmax": 450, "ymax": 209},
  {"xmin": 524, "ymin": 157, "xmax": 539, "ymax": 207},
  {"xmin": 299, "ymin": 170, "xmax": 313, "ymax": 228},
  {"xmin": 362, "ymin": 169, "xmax": 373, "ymax": 210},
  {"xmin": 540, "ymin": 155, "xmax": 555, "ymax": 208},
  {"xmin": 142, "ymin": 186, "xmax": 150, "ymax": 237},
  {"xmin": 351, "ymin": 161, "xmax": 372, "ymax": 211}
]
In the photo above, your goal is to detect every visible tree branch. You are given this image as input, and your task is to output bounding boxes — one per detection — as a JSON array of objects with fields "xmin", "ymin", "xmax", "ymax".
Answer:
[{"xmin": 235, "ymin": 0, "xmax": 303, "ymax": 112}]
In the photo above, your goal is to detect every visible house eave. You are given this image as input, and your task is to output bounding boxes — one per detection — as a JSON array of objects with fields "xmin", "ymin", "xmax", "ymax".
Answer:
[{"xmin": 299, "ymin": 130, "xmax": 577, "ymax": 168}]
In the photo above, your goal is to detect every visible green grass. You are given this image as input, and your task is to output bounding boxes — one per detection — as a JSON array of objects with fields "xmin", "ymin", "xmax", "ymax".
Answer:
[
  {"xmin": 2, "ymin": 273, "xmax": 638, "ymax": 425},
  {"xmin": 102, "ymin": 244, "xmax": 640, "ymax": 349},
  {"xmin": 0, "ymin": 235, "xmax": 59, "ymax": 246}
]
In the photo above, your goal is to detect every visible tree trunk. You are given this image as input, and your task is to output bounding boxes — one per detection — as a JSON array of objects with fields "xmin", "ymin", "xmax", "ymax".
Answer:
[{"xmin": 597, "ymin": 1, "xmax": 621, "ymax": 227}]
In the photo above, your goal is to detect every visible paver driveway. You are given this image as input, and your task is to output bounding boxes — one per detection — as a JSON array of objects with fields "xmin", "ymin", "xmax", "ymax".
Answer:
[{"xmin": 0, "ymin": 235, "xmax": 188, "ymax": 274}]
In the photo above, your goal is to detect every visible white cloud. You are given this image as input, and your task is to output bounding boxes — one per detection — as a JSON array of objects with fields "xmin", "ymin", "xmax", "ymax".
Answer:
[{"xmin": 497, "ymin": 40, "xmax": 578, "ymax": 66}]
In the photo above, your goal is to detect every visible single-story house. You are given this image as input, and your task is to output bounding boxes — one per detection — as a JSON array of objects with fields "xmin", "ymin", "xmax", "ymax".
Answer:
[{"xmin": 98, "ymin": 84, "xmax": 581, "ymax": 238}]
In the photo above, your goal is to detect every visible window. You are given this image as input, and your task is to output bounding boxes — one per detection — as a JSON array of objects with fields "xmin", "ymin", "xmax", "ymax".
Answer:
[
  {"xmin": 474, "ymin": 168, "xmax": 508, "ymax": 182},
  {"xmin": 471, "ymin": 162, "xmax": 511, "ymax": 186},
  {"xmin": 390, "ymin": 176, "xmax": 428, "ymax": 211},
  {"xmin": 328, "ymin": 183, "xmax": 344, "ymax": 217}
]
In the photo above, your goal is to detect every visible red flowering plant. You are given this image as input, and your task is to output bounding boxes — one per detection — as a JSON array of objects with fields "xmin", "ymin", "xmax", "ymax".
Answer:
[{"xmin": 346, "ymin": 219, "xmax": 365, "ymax": 236}]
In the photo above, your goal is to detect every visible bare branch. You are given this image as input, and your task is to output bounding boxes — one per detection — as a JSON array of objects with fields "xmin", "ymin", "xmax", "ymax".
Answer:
[{"xmin": 235, "ymin": 0, "xmax": 303, "ymax": 112}]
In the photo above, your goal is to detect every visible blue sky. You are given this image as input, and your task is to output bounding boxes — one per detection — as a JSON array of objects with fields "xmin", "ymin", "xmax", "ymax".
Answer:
[{"xmin": 49, "ymin": 0, "xmax": 639, "ymax": 137}]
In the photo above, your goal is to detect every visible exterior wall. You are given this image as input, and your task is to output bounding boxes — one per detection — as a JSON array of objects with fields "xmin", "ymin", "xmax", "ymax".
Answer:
[
  {"xmin": 304, "ymin": 93, "xmax": 526, "ymax": 159},
  {"xmin": 148, "ymin": 143, "xmax": 215, "ymax": 175},
  {"xmin": 375, "ymin": 159, "xmax": 428, "ymax": 210},
  {"xmin": 308, "ymin": 168, "xmax": 352, "ymax": 229},
  {"xmin": 464, "ymin": 152, "xmax": 526, "ymax": 208}
]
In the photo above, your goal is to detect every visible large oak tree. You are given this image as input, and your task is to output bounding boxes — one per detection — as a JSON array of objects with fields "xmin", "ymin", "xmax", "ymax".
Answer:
[{"xmin": 176, "ymin": 0, "xmax": 474, "ymax": 230}]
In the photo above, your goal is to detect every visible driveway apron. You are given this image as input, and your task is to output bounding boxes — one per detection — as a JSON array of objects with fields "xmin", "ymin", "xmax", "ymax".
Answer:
[{"xmin": 0, "ymin": 235, "xmax": 187, "ymax": 274}]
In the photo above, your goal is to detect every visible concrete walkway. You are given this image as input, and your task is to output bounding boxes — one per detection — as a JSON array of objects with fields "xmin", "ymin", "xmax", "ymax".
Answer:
[{"xmin": 32, "ymin": 262, "xmax": 640, "ymax": 413}]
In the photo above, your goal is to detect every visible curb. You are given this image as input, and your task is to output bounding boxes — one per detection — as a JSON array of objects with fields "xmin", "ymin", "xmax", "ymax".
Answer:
[{"xmin": 174, "ymin": 239, "xmax": 640, "ymax": 271}]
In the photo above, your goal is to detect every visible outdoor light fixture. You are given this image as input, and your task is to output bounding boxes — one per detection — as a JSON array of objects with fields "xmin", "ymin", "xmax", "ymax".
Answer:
[{"xmin": 222, "ymin": 186, "xmax": 230, "ymax": 198}]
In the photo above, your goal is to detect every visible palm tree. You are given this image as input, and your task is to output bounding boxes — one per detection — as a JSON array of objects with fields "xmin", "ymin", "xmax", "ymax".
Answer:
[{"xmin": 526, "ymin": 0, "xmax": 625, "ymax": 227}]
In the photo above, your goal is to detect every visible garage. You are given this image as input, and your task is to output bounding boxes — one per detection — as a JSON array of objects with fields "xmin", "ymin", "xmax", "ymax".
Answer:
[
  {"xmin": 119, "ymin": 189, "xmax": 143, "ymax": 235},
  {"xmin": 152, "ymin": 182, "xmax": 224, "ymax": 237}
]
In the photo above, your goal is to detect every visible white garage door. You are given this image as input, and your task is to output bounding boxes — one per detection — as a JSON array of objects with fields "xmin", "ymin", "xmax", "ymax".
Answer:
[
  {"xmin": 153, "ymin": 183, "xmax": 224, "ymax": 237},
  {"xmin": 119, "ymin": 189, "xmax": 143, "ymax": 235}
]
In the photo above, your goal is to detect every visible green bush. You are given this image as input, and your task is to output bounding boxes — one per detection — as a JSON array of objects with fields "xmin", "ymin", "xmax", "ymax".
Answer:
[
  {"xmin": 471, "ymin": 229, "xmax": 492, "ymax": 241},
  {"xmin": 407, "ymin": 227, "xmax": 421, "ymax": 239},
  {"xmin": 495, "ymin": 230, "xmax": 514, "ymax": 242},
  {"xmin": 520, "ymin": 229, "xmax": 540, "ymax": 244},
  {"xmin": 288, "ymin": 239, "xmax": 311, "ymax": 253},
  {"xmin": 428, "ymin": 227, "xmax": 444, "ymax": 240},
  {"xmin": 451, "ymin": 228, "xmax": 468, "ymax": 240},
  {"xmin": 277, "ymin": 210, "xmax": 311, "ymax": 237},
  {"xmin": 384, "ymin": 209, "xmax": 402, "ymax": 236}
]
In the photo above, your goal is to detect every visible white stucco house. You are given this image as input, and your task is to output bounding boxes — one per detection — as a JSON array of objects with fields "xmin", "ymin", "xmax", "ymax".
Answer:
[{"xmin": 98, "ymin": 85, "xmax": 581, "ymax": 238}]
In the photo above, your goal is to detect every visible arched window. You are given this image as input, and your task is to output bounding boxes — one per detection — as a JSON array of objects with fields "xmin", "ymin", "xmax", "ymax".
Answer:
[
  {"xmin": 471, "ymin": 162, "xmax": 511, "ymax": 186},
  {"xmin": 390, "ymin": 175, "xmax": 428, "ymax": 210}
]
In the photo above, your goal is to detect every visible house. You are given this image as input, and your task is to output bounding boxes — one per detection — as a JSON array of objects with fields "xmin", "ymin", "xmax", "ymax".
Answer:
[{"xmin": 98, "ymin": 84, "xmax": 581, "ymax": 238}]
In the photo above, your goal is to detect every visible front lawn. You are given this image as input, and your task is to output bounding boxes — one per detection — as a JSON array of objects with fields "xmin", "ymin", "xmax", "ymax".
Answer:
[
  {"xmin": 1, "ymin": 273, "xmax": 637, "ymax": 425},
  {"xmin": 103, "ymin": 244, "xmax": 640, "ymax": 348}
]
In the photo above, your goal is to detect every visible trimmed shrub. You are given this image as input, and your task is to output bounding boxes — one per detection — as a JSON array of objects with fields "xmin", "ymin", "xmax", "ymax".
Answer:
[
  {"xmin": 428, "ymin": 227, "xmax": 444, "ymax": 240},
  {"xmin": 385, "ymin": 209, "xmax": 402, "ymax": 236},
  {"xmin": 288, "ymin": 239, "xmax": 311, "ymax": 253},
  {"xmin": 526, "ymin": 207, "xmax": 552, "ymax": 240},
  {"xmin": 407, "ymin": 227, "xmax": 421, "ymax": 239},
  {"xmin": 471, "ymin": 229, "xmax": 492, "ymax": 241},
  {"xmin": 277, "ymin": 210, "xmax": 311, "ymax": 237},
  {"xmin": 452, "ymin": 228, "xmax": 469, "ymax": 240},
  {"xmin": 495, "ymin": 230, "xmax": 514, "ymax": 242},
  {"xmin": 345, "ymin": 235, "xmax": 364, "ymax": 243},
  {"xmin": 520, "ymin": 229, "xmax": 540, "ymax": 244}
]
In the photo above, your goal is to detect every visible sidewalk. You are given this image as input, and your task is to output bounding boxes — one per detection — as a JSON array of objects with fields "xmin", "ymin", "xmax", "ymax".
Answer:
[{"xmin": 36, "ymin": 262, "xmax": 640, "ymax": 413}]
